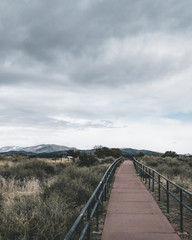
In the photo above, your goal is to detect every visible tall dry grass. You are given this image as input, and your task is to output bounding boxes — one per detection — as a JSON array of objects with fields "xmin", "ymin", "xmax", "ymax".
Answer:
[
  {"xmin": 0, "ymin": 156, "xmax": 109, "ymax": 240},
  {"xmin": 139, "ymin": 155, "xmax": 192, "ymax": 239},
  {"xmin": 140, "ymin": 155, "xmax": 192, "ymax": 191}
]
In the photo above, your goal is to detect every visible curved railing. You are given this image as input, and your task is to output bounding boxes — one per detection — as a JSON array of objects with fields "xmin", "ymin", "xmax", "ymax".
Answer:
[
  {"xmin": 133, "ymin": 158, "xmax": 192, "ymax": 233},
  {"xmin": 64, "ymin": 157, "xmax": 123, "ymax": 240}
]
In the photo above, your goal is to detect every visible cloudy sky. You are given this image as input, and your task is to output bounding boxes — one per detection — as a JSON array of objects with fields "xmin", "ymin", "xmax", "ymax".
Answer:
[{"xmin": 1, "ymin": 0, "xmax": 192, "ymax": 153}]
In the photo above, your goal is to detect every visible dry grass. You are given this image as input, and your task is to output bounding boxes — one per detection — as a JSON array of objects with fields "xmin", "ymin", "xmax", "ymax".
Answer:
[
  {"xmin": 0, "ymin": 160, "xmax": 14, "ymax": 167},
  {"xmin": 38, "ymin": 157, "xmax": 73, "ymax": 164},
  {"xmin": 0, "ymin": 154, "xmax": 109, "ymax": 240},
  {"xmin": 0, "ymin": 177, "xmax": 42, "ymax": 204},
  {"xmin": 139, "ymin": 155, "xmax": 192, "ymax": 240}
]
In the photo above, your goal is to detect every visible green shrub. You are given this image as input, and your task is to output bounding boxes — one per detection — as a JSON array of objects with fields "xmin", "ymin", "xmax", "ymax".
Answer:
[
  {"xmin": 78, "ymin": 153, "xmax": 99, "ymax": 167},
  {"xmin": 188, "ymin": 161, "xmax": 192, "ymax": 167},
  {"xmin": 166, "ymin": 165, "xmax": 182, "ymax": 177},
  {"xmin": 43, "ymin": 165, "xmax": 105, "ymax": 205},
  {"xmin": 95, "ymin": 147, "xmax": 121, "ymax": 158},
  {"xmin": 162, "ymin": 151, "xmax": 178, "ymax": 158},
  {"xmin": 141, "ymin": 156, "xmax": 159, "ymax": 167}
]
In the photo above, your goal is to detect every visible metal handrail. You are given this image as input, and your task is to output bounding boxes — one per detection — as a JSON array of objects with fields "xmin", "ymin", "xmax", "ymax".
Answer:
[
  {"xmin": 64, "ymin": 157, "xmax": 123, "ymax": 240},
  {"xmin": 133, "ymin": 158, "xmax": 192, "ymax": 233}
]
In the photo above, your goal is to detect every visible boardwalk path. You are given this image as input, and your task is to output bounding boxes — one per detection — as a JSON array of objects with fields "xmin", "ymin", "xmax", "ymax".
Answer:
[{"xmin": 101, "ymin": 160, "xmax": 181, "ymax": 240}]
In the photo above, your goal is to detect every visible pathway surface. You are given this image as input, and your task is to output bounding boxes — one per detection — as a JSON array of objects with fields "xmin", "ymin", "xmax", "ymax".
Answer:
[{"xmin": 101, "ymin": 160, "xmax": 181, "ymax": 240}]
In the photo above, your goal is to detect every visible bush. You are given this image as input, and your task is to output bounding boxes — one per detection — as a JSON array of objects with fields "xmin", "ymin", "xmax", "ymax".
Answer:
[
  {"xmin": 162, "ymin": 151, "xmax": 178, "ymax": 158},
  {"xmin": 43, "ymin": 165, "xmax": 105, "ymax": 205},
  {"xmin": 78, "ymin": 153, "xmax": 99, "ymax": 167},
  {"xmin": 141, "ymin": 155, "xmax": 192, "ymax": 191},
  {"xmin": 188, "ymin": 161, "xmax": 192, "ymax": 167},
  {"xmin": 141, "ymin": 156, "xmax": 159, "ymax": 167},
  {"xmin": 95, "ymin": 147, "xmax": 121, "ymax": 158},
  {"xmin": 0, "ymin": 194, "xmax": 78, "ymax": 240},
  {"xmin": 100, "ymin": 156, "xmax": 115, "ymax": 164},
  {"xmin": 1, "ymin": 159, "xmax": 56, "ymax": 181}
]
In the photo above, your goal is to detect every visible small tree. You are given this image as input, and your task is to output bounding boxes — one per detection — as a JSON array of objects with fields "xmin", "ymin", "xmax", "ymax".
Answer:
[
  {"xmin": 137, "ymin": 152, "xmax": 144, "ymax": 157},
  {"xmin": 78, "ymin": 153, "xmax": 98, "ymax": 167},
  {"xmin": 95, "ymin": 147, "xmax": 121, "ymax": 158},
  {"xmin": 67, "ymin": 150, "xmax": 80, "ymax": 158},
  {"xmin": 111, "ymin": 148, "xmax": 122, "ymax": 158},
  {"xmin": 162, "ymin": 151, "xmax": 178, "ymax": 158}
]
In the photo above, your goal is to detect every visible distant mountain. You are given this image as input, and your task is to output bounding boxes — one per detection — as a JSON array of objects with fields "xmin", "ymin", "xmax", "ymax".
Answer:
[
  {"xmin": 0, "ymin": 144, "xmax": 77, "ymax": 154},
  {"xmin": 0, "ymin": 146, "xmax": 22, "ymax": 152},
  {"xmin": 0, "ymin": 144, "xmax": 161, "ymax": 157},
  {"xmin": 121, "ymin": 148, "xmax": 161, "ymax": 157}
]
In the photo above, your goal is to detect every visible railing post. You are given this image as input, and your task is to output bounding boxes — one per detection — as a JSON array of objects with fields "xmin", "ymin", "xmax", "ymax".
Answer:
[
  {"xmin": 140, "ymin": 163, "xmax": 143, "ymax": 178},
  {"xmin": 149, "ymin": 169, "xmax": 151, "ymax": 189},
  {"xmin": 145, "ymin": 167, "xmax": 147, "ymax": 184},
  {"xmin": 87, "ymin": 206, "xmax": 91, "ymax": 240},
  {"xmin": 102, "ymin": 181, "xmax": 104, "ymax": 204},
  {"xmin": 158, "ymin": 175, "xmax": 161, "ymax": 201},
  {"xmin": 104, "ymin": 176, "xmax": 107, "ymax": 201},
  {"xmin": 106, "ymin": 175, "xmax": 109, "ymax": 195},
  {"xmin": 180, "ymin": 189, "xmax": 183, "ymax": 233},
  {"xmin": 140, "ymin": 163, "xmax": 142, "ymax": 177},
  {"xmin": 167, "ymin": 181, "xmax": 169, "ymax": 213},
  {"xmin": 152, "ymin": 171, "xmax": 154, "ymax": 192},
  {"xmin": 142, "ymin": 165, "xmax": 144, "ymax": 181},
  {"xmin": 96, "ymin": 192, "xmax": 99, "ymax": 231}
]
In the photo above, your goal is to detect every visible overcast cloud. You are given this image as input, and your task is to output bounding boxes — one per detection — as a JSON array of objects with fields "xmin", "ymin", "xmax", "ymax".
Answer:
[{"xmin": 1, "ymin": 0, "xmax": 192, "ymax": 153}]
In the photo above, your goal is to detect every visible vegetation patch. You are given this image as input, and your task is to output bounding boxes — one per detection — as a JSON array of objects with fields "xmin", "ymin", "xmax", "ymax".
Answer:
[
  {"xmin": 138, "ymin": 154, "xmax": 192, "ymax": 239},
  {"xmin": 0, "ymin": 152, "xmax": 116, "ymax": 240}
]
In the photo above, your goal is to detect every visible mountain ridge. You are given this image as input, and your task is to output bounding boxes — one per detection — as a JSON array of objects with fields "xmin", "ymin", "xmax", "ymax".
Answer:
[
  {"xmin": 0, "ymin": 144, "xmax": 161, "ymax": 156},
  {"xmin": 0, "ymin": 144, "xmax": 77, "ymax": 154}
]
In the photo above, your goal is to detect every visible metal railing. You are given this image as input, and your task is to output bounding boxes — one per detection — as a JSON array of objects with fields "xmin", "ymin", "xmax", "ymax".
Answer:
[
  {"xmin": 133, "ymin": 158, "xmax": 192, "ymax": 233},
  {"xmin": 64, "ymin": 157, "xmax": 123, "ymax": 240}
]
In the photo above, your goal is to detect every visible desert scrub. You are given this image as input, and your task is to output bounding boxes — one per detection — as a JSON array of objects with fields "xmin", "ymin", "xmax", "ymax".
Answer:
[
  {"xmin": 43, "ymin": 165, "xmax": 107, "ymax": 205},
  {"xmin": 0, "ymin": 159, "xmax": 58, "ymax": 181},
  {"xmin": 140, "ymin": 155, "xmax": 192, "ymax": 190},
  {"xmin": 138, "ymin": 155, "xmax": 192, "ymax": 239},
  {"xmin": 0, "ymin": 157, "xmax": 109, "ymax": 240},
  {"xmin": 1, "ymin": 194, "xmax": 78, "ymax": 240},
  {"xmin": 99, "ymin": 156, "xmax": 115, "ymax": 164}
]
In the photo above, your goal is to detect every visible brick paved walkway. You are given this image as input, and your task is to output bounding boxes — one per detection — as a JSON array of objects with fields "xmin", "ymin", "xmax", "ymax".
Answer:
[{"xmin": 101, "ymin": 160, "xmax": 181, "ymax": 240}]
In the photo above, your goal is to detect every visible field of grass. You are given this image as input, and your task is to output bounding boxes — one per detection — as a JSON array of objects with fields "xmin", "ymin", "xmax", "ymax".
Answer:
[
  {"xmin": 139, "ymin": 155, "xmax": 192, "ymax": 239},
  {"xmin": 140, "ymin": 155, "xmax": 192, "ymax": 191},
  {"xmin": 0, "ymin": 154, "xmax": 114, "ymax": 240}
]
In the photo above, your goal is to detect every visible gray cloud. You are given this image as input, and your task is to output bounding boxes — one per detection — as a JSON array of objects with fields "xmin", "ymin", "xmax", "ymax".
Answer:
[
  {"xmin": 1, "ymin": 0, "xmax": 192, "ymax": 62},
  {"xmin": 1, "ymin": 0, "xmax": 192, "ymax": 152}
]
